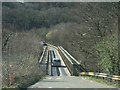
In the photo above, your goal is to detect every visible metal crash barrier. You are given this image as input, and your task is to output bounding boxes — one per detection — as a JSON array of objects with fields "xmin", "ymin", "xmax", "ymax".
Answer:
[{"xmin": 80, "ymin": 72, "xmax": 120, "ymax": 83}]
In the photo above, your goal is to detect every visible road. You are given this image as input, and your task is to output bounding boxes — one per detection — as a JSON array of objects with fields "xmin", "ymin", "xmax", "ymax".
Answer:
[
  {"xmin": 28, "ymin": 76, "xmax": 115, "ymax": 88},
  {"xmin": 29, "ymin": 45, "xmax": 116, "ymax": 88},
  {"xmin": 48, "ymin": 46, "xmax": 70, "ymax": 76}
]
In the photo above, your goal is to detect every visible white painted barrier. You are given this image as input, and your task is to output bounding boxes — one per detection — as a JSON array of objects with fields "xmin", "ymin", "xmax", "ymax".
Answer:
[
  {"xmin": 39, "ymin": 46, "xmax": 47, "ymax": 64},
  {"xmin": 59, "ymin": 46, "xmax": 80, "ymax": 64}
]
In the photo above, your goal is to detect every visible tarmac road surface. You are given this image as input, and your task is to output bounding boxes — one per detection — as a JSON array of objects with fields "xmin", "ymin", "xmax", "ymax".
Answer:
[{"xmin": 28, "ymin": 76, "xmax": 115, "ymax": 88}]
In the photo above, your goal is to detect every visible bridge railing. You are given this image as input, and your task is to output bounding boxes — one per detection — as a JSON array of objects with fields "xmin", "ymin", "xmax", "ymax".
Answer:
[
  {"xmin": 59, "ymin": 46, "xmax": 80, "ymax": 64},
  {"xmin": 58, "ymin": 46, "xmax": 74, "ymax": 75},
  {"xmin": 58, "ymin": 46, "xmax": 86, "ymax": 76},
  {"xmin": 59, "ymin": 46, "xmax": 87, "ymax": 72},
  {"xmin": 46, "ymin": 50, "xmax": 49, "ymax": 75},
  {"xmin": 39, "ymin": 46, "xmax": 47, "ymax": 64}
]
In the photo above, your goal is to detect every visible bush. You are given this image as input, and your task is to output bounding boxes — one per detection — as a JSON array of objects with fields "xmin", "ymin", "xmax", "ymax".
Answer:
[{"xmin": 2, "ymin": 29, "xmax": 45, "ymax": 88}]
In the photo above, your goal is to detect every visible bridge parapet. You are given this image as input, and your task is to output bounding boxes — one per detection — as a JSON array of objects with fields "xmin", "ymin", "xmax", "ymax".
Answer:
[
  {"xmin": 58, "ymin": 46, "xmax": 74, "ymax": 75},
  {"xmin": 39, "ymin": 46, "xmax": 47, "ymax": 64},
  {"xmin": 58, "ymin": 46, "xmax": 86, "ymax": 76}
]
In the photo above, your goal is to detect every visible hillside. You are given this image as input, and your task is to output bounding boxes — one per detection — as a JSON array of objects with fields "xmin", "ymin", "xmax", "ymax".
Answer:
[{"xmin": 2, "ymin": 2, "xmax": 119, "ymax": 88}]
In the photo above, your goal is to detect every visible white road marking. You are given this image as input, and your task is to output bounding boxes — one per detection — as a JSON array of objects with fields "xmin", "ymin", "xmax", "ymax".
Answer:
[
  {"xmin": 81, "ymin": 77, "xmax": 84, "ymax": 80},
  {"xmin": 48, "ymin": 87, "xmax": 52, "ymax": 88},
  {"xmin": 47, "ymin": 77, "xmax": 52, "ymax": 79},
  {"xmin": 59, "ymin": 68, "xmax": 63, "ymax": 76},
  {"xmin": 56, "ymin": 77, "xmax": 61, "ymax": 80},
  {"xmin": 81, "ymin": 77, "xmax": 86, "ymax": 80},
  {"xmin": 90, "ymin": 80, "xmax": 93, "ymax": 83},
  {"xmin": 64, "ymin": 67, "xmax": 71, "ymax": 76}
]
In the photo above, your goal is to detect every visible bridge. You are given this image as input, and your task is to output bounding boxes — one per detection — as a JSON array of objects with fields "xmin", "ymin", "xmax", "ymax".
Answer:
[{"xmin": 28, "ymin": 44, "xmax": 119, "ymax": 88}]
